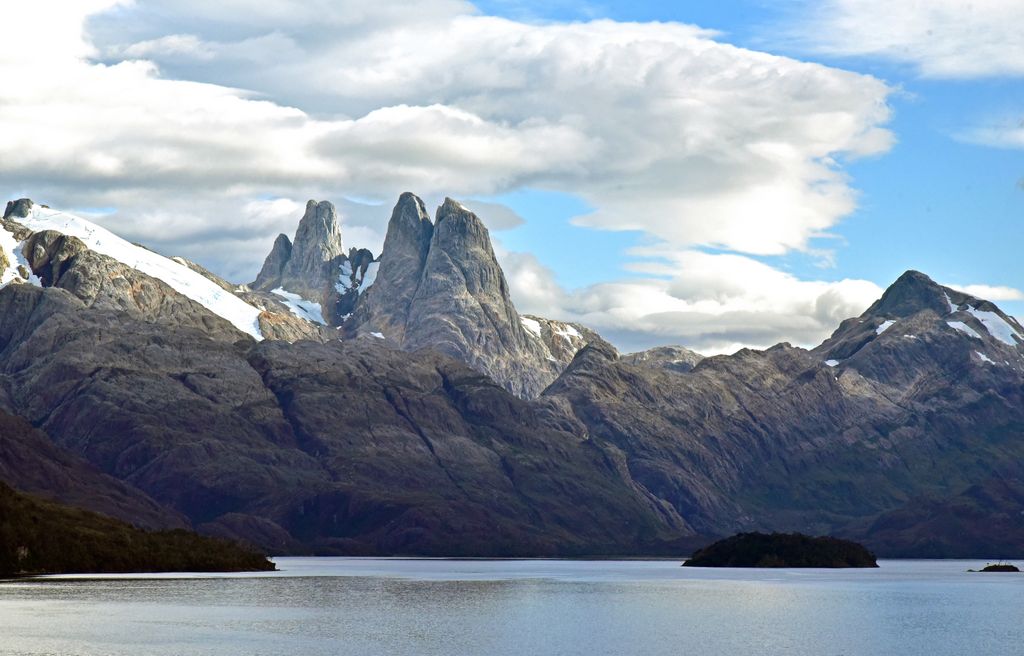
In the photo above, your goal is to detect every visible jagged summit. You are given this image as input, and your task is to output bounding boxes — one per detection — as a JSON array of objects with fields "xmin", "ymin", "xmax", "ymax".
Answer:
[
  {"xmin": 252, "ymin": 233, "xmax": 293, "ymax": 291},
  {"xmin": 814, "ymin": 269, "xmax": 1022, "ymax": 367},
  {"xmin": 345, "ymin": 193, "xmax": 593, "ymax": 397},
  {"xmin": 252, "ymin": 200, "xmax": 346, "ymax": 302},
  {"xmin": 864, "ymin": 270, "xmax": 962, "ymax": 319},
  {"xmin": 345, "ymin": 192, "xmax": 433, "ymax": 341}
]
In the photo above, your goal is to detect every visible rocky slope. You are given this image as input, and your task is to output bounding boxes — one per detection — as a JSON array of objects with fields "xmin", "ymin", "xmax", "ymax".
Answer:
[
  {"xmin": 621, "ymin": 345, "xmax": 705, "ymax": 373},
  {"xmin": 2, "ymin": 194, "xmax": 1024, "ymax": 557},
  {"xmin": 344, "ymin": 195, "xmax": 592, "ymax": 397},
  {"xmin": 542, "ymin": 270, "xmax": 1024, "ymax": 550},
  {"xmin": 0, "ymin": 410, "xmax": 184, "ymax": 530}
]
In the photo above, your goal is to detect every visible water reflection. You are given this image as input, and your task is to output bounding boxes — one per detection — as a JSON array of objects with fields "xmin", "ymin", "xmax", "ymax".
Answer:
[{"xmin": 1, "ymin": 559, "xmax": 1021, "ymax": 656}]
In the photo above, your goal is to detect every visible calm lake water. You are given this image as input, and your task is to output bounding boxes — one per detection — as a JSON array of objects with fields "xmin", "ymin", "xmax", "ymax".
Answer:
[{"xmin": 1, "ymin": 558, "xmax": 1021, "ymax": 655}]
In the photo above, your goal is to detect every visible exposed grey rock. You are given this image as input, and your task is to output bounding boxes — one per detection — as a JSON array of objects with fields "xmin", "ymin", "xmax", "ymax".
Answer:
[
  {"xmin": 18, "ymin": 229, "xmax": 247, "ymax": 342},
  {"xmin": 279, "ymin": 200, "xmax": 346, "ymax": 301},
  {"xmin": 347, "ymin": 195, "xmax": 592, "ymax": 398},
  {"xmin": 622, "ymin": 345, "xmax": 705, "ymax": 373},
  {"xmin": 237, "ymin": 289, "xmax": 334, "ymax": 342},
  {"xmin": 326, "ymin": 247, "xmax": 377, "ymax": 323},
  {"xmin": 3, "ymin": 198, "xmax": 33, "ymax": 220},
  {"xmin": 520, "ymin": 315, "xmax": 602, "ymax": 370},
  {"xmin": 5, "ymin": 194, "xmax": 1024, "ymax": 559},
  {"xmin": 0, "ymin": 283, "xmax": 693, "ymax": 555},
  {"xmin": 346, "ymin": 192, "xmax": 433, "ymax": 341},
  {"xmin": 252, "ymin": 234, "xmax": 292, "ymax": 291}
]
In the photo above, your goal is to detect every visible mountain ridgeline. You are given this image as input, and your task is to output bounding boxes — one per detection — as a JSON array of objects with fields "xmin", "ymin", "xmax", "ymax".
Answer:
[{"xmin": 1, "ymin": 195, "xmax": 1024, "ymax": 558}]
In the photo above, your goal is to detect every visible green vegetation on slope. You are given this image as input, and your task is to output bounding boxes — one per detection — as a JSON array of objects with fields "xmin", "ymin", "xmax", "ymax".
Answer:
[
  {"xmin": 683, "ymin": 532, "xmax": 878, "ymax": 568},
  {"xmin": 0, "ymin": 482, "xmax": 274, "ymax": 577}
]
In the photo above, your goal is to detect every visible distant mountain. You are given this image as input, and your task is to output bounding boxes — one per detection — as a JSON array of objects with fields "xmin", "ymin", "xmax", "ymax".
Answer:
[{"xmin": 2, "ymin": 195, "xmax": 1023, "ymax": 557}]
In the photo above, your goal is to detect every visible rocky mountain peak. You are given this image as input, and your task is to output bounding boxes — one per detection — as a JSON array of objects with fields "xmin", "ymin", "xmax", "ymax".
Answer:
[
  {"xmin": 343, "ymin": 192, "xmax": 432, "ymax": 341},
  {"xmin": 433, "ymin": 197, "xmax": 491, "ymax": 251},
  {"xmin": 866, "ymin": 270, "xmax": 958, "ymax": 319},
  {"xmin": 345, "ymin": 194, "xmax": 593, "ymax": 398},
  {"xmin": 251, "ymin": 198, "xmax": 352, "ymax": 304},
  {"xmin": 252, "ymin": 233, "xmax": 293, "ymax": 291},
  {"xmin": 400, "ymin": 196, "xmax": 540, "ymax": 381},
  {"xmin": 279, "ymin": 200, "xmax": 346, "ymax": 298}
]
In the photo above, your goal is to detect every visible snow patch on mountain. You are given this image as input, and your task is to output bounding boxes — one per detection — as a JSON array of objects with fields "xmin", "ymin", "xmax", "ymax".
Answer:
[
  {"xmin": 16, "ymin": 205, "xmax": 264, "ymax": 340},
  {"xmin": 553, "ymin": 323, "xmax": 581, "ymax": 343},
  {"xmin": 0, "ymin": 225, "xmax": 41, "ymax": 288},
  {"xmin": 976, "ymin": 351, "xmax": 995, "ymax": 364},
  {"xmin": 948, "ymin": 321, "xmax": 982, "ymax": 340},
  {"xmin": 271, "ymin": 288, "xmax": 326, "ymax": 325},
  {"xmin": 336, "ymin": 258, "xmax": 379, "ymax": 294},
  {"xmin": 876, "ymin": 320, "xmax": 895, "ymax": 335},
  {"xmin": 362, "ymin": 261, "xmax": 379, "ymax": 289},
  {"xmin": 520, "ymin": 317, "xmax": 542, "ymax": 338},
  {"xmin": 967, "ymin": 307, "xmax": 1021, "ymax": 346}
]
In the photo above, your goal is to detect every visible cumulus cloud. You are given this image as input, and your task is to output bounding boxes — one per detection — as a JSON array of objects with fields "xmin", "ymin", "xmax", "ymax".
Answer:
[
  {"xmin": 782, "ymin": 0, "xmax": 1024, "ymax": 78},
  {"xmin": 946, "ymin": 283, "xmax": 1024, "ymax": 302},
  {"xmin": 496, "ymin": 244, "xmax": 883, "ymax": 353},
  {"xmin": 1, "ymin": 0, "xmax": 897, "ymax": 349},
  {"xmin": 81, "ymin": 1, "xmax": 893, "ymax": 252}
]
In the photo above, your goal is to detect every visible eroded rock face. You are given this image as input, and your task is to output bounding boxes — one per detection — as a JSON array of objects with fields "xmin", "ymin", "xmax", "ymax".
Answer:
[
  {"xmin": 346, "ymin": 196, "xmax": 591, "ymax": 398},
  {"xmin": 4, "ymin": 197, "xmax": 1024, "ymax": 559},
  {"xmin": 252, "ymin": 234, "xmax": 293, "ymax": 291},
  {"xmin": 16, "ymin": 228, "xmax": 246, "ymax": 342},
  {"xmin": 346, "ymin": 192, "xmax": 433, "ymax": 341},
  {"xmin": 251, "ymin": 200, "xmax": 381, "ymax": 327},
  {"xmin": 543, "ymin": 271, "xmax": 1024, "ymax": 549},
  {"xmin": 280, "ymin": 200, "xmax": 347, "ymax": 301},
  {"xmin": 250, "ymin": 201, "xmax": 346, "ymax": 304}
]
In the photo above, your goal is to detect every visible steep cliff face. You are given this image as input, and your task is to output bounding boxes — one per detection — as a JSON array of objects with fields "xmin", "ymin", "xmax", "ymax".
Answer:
[
  {"xmin": 279, "ymin": 200, "xmax": 347, "ymax": 300},
  {"xmin": 345, "ymin": 192, "xmax": 433, "ymax": 342},
  {"xmin": 251, "ymin": 200, "xmax": 381, "ymax": 327},
  {"xmin": 345, "ymin": 195, "xmax": 590, "ymax": 398},
  {"xmin": 252, "ymin": 234, "xmax": 293, "ymax": 291}
]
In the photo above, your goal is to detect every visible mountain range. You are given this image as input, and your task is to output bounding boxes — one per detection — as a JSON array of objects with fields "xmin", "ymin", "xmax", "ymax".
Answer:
[{"xmin": 2, "ymin": 195, "xmax": 1023, "ymax": 557}]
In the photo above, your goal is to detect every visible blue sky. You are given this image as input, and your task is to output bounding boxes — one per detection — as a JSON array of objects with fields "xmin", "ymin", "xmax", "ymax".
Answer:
[{"xmin": 478, "ymin": 0, "xmax": 1024, "ymax": 319}]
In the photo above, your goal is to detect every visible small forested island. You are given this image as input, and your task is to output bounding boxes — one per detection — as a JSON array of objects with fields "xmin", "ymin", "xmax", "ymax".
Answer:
[
  {"xmin": 0, "ymin": 482, "xmax": 275, "ymax": 577},
  {"xmin": 683, "ymin": 532, "xmax": 879, "ymax": 568},
  {"xmin": 972, "ymin": 563, "xmax": 1020, "ymax": 573}
]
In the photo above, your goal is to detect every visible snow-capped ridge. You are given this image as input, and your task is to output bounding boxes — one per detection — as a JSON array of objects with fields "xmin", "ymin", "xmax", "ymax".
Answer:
[{"xmin": 6, "ymin": 200, "xmax": 264, "ymax": 340}]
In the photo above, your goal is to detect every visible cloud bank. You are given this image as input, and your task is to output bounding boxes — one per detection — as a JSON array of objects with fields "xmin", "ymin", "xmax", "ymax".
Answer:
[{"xmin": 1, "ymin": 0, "xmax": 899, "ymax": 351}]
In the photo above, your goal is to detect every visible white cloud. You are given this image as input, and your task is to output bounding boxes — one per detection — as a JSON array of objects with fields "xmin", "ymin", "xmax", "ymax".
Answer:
[
  {"xmin": 946, "ymin": 283, "xmax": 1024, "ymax": 301},
  {"xmin": 1, "ymin": 1, "xmax": 896, "ymax": 350},
  {"xmin": 783, "ymin": 0, "xmax": 1024, "ymax": 78},
  {"xmin": 959, "ymin": 116, "xmax": 1024, "ymax": 150},
  {"xmin": 80, "ymin": 2, "xmax": 893, "ymax": 253},
  {"xmin": 496, "ymin": 244, "xmax": 883, "ymax": 354}
]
